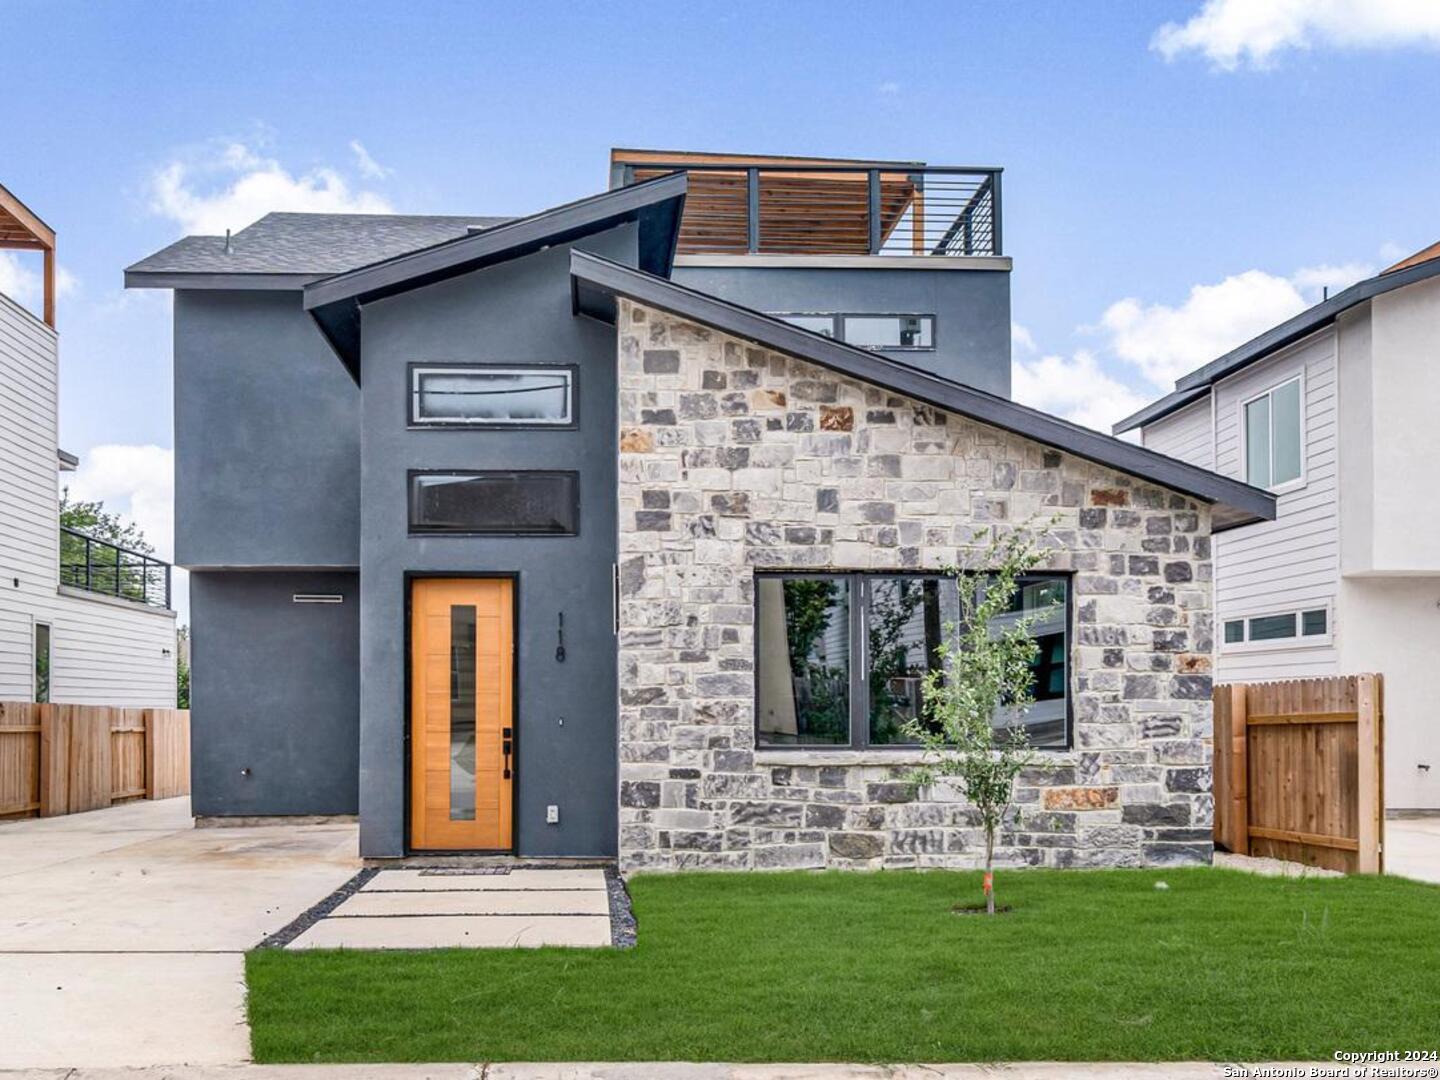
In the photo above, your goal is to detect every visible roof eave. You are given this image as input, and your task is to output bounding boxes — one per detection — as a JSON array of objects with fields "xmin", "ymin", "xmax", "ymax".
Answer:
[
  {"xmin": 1173, "ymin": 255, "xmax": 1440, "ymax": 394},
  {"xmin": 124, "ymin": 270, "xmax": 323, "ymax": 291},
  {"xmin": 1111, "ymin": 386, "xmax": 1210, "ymax": 436},
  {"xmin": 570, "ymin": 250, "xmax": 1275, "ymax": 527},
  {"xmin": 303, "ymin": 173, "xmax": 688, "ymax": 381}
]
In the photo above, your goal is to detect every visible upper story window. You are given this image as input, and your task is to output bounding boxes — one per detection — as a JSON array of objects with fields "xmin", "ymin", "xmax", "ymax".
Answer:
[
  {"xmin": 1243, "ymin": 376, "xmax": 1303, "ymax": 490},
  {"xmin": 410, "ymin": 365, "xmax": 576, "ymax": 427},
  {"xmin": 408, "ymin": 470, "xmax": 579, "ymax": 536},
  {"xmin": 774, "ymin": 314, "xmax": 935, "ymax": 351},
  {"xmin": 754, "ymin": 572, "xmax": 1069, "ymax": 751}
]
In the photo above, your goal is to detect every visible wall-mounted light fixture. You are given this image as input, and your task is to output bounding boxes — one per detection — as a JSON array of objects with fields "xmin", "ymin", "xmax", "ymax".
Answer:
[{"xmin": 293, "ymin": 594, "xmax": 344, "ymax": 604}]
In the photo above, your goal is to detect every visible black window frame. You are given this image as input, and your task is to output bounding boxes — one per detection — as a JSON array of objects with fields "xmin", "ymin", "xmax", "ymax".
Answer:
[
  {"xmin": 407, "ymin": 469, "xmax": 581, "ymax": 537},
  {"xmin": 753, "ymin": 570, "xmax": 1073, "ymax": 752},
  {"xmin": 406, "ymin": 362, "xmax": 579, "ymax": 430},
  {"xmin": 770, "ymin": 313, "xmax": 937, "ymax": 352}
]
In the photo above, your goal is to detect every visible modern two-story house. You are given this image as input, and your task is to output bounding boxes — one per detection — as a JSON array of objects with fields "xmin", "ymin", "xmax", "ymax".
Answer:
[
  {"xmin": 127, "ymin": 149, "xmax": 1272, "ymax": 868},
  {"xmin": 1117, "ymin": 243, "xmax": 1440, "ymax": 814},
  {"xmin": 0, "ymin": 183, "xmax": 177, "ymax": 716}
]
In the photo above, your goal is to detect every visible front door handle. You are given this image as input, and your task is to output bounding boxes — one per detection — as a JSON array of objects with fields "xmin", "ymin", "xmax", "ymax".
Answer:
[{"xmin": 503, "ymin": 738, "xmax": 512, "ymax": 780}]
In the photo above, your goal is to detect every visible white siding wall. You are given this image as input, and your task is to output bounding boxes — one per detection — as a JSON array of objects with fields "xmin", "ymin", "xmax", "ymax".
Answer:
[
  {"xmin": 1140, "ymin": 396, "xmax": 1214, "ymax": 470},
  {"xmin": 0, "ymin": 292, "xmax": 176, "ymax": 706},
  {"xmin": 1211, "ymin": 329, "xmax": 1340, "ymax": 680}
]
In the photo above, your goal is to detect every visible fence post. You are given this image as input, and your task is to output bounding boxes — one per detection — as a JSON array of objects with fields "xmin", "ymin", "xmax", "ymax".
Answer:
[
  {"xmin": 38, "ymin": 704, "xmax": 68, "ymax": 817},
  {"xmin": 1357, "ymin": 673, "xmax": 1383, "ymax": 873},
  {"xmin": 1229, "ymin": 683, "xmax": 1249, "ymax": 856}
]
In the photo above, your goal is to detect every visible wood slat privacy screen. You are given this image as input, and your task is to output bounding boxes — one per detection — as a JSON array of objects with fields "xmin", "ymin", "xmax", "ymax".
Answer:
[
  {"xmin": 1213, "ymin": 674, "xmax": 1383, "ymax": 874},
  {"xmin": 0, "ymin": 704, "xmax": 189, "ymax": 819}
]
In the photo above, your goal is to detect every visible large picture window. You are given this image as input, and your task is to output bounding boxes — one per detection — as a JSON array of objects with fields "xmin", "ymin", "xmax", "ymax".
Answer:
[
  {"xmin": 408, "ymin": 470, "xmax": 579, "ymax": 535},
  {"xmin": 756, "ymin": 572, "xmax": 1070, "ymax": 751},
  {"xmin": 1243, "ymin": 376, "xmax": 1303, "ymax": 490},
  {"xmin": 410, "ymin": 365, "xmax": 575, "ymax": 427}
]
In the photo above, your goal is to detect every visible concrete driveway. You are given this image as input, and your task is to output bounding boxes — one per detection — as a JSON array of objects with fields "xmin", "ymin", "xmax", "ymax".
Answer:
[{"xmin": 0, "ymin": 797, "xmax": 358, "ymax": 1069}]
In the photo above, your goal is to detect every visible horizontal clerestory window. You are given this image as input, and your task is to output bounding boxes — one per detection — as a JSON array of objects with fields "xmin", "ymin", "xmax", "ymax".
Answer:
[
  {"xmin": 754, "ymin": 572, "xmax": 1070, "ymax": 751},
  {"xmin": 772, "ymin": 313, "xmax": 935, "ymax": 350},
  {"xmin": 408, "ymin": 470, "xmax": 579, "ymax": 536},
  {"xmin": 1222, "ymin": 606, "xmax": 1330, "ymax": 650},
  {"xmin": 409, "ymin": 364, "xmax": 576, "ymax": 427}
]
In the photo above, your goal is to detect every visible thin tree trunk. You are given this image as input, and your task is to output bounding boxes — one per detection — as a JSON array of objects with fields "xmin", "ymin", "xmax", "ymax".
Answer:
[{"xmin": 984, "ymin": 828, "xmax": 996, "ymax": 916}]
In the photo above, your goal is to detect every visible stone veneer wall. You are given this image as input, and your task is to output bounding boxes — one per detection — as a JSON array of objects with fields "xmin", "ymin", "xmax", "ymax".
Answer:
[{"xmin": 615, "ymin": 301, "xmax": 1215, "ymax": 872}]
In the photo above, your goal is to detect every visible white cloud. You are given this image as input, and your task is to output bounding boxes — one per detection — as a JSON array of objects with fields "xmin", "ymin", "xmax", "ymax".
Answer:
[
  {"xmin": 1011, "ymin": 322, "xmax": 1038, "ymax": 354},
  {"xmin": 1098, "ymin": 270, "xmax": 1308, "ymax": 390},
  {"xmin": 1012, "ymin": 349, "xmax": 1150, "ymax": 434},
  {"xmin": 149, "ymin": 137, "xmax": 393, "ymax": 236},
  {"xmin": 349, "ymin": 139, "xmax": 393, "ymax": 180},
  {"xmin": 1011, "ymin": 254, "xmax": 1381, "ymax": 432},
  {"xmin": 1290, "ymin": 260, "xmax": 1374, "ymax": 300},
  {"xmin": 63, "ymin": 444, "xmax": 175, "ymax": 561},
  {"xmin": 1154, "ymin": 0, "xmax": 1440, "ymax": 69}
]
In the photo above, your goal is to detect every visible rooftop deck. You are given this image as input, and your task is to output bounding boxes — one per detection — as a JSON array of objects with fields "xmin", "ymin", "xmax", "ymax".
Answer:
[
  {"xmin": 610, "ymin": 149, "xmax": 1001, "ymax": 259},
  {"xmin": 0, "ymin": 181, "xmax": 56, "ymax": 326}
]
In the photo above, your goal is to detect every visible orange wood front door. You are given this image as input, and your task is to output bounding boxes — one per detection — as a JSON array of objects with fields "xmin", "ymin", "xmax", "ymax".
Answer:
[{"xmin": 410, "ymin": 578, "xmax": 514, "ymax": 850}]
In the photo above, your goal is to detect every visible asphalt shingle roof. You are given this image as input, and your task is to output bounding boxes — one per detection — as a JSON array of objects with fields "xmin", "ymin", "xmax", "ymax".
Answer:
[{"xmin": 126, "ymin": 211, "xmax": 514, "ymax": 276}]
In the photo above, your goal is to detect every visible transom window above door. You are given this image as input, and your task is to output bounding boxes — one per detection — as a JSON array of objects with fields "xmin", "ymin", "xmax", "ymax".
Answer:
[
  {"xmin": 1243, "ymin": 376, "xmax": 1303, "ymax": 490},
  {"xmin": 409, "ymin": 365, "xmax": 576, "ymax": 427}
]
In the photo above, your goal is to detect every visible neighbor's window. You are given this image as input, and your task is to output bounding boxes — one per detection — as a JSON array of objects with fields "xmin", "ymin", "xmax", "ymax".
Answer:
[
  {"xmin": 772, "ymin": 314, "xmax": 935, "ymax": 350},
  {"xmin": 756, "ymin": 573, "xmax": 1070, "ymax": 750},
  {"xmin": 408, "ymin": 471, "xmax": 579, "ymax": 535},
  {"xmin": 1222, "ymin": 606, "xmax": 1329, "ymax": 649},
  {"xmin": 410, "ymin": 365, "xmax": 575, "ymax": 426},
  {"xmin": 1243, "ymin": 376, "xmax": 1302, "ymax": 489},
  {"xmin": 33, "ymin": 622, "xmax": 50, "ymax": 704}
]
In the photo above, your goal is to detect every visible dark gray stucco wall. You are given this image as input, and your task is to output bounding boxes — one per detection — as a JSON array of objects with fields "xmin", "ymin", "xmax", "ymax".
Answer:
[
  {"xmin": 189, "ymin": 571, "xmax": 360, "ymax": 817},
  {"xmin": 173, "ymin": 290, "xmax": 360, "ymax": 570},
  {"xmin": 671, "ymin": 264, "xmax": 1012, "ymax": 397},
  {"xmin": 356, "ymin": 225, "xmax": 634, "ymax": 858}
]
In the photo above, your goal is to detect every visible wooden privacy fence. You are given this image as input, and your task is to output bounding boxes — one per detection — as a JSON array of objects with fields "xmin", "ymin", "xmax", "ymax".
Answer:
[
  {"xmin": 1214, "ymin": 674, "xmax": 1383, "ymax": 874},
  {"xmin": 0, "ymin": 703, "xmax": 189, "ymax": 818}
]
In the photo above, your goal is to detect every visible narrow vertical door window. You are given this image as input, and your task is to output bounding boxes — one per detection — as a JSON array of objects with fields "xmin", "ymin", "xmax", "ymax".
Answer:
[{"xmin": 449, "ymin": 605, "xmax": 477, "ymax": 821}]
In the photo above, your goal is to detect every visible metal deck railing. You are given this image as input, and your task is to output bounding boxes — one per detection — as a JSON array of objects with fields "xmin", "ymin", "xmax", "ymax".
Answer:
[
  {"xmin": 59, "ymin": 526, "xmax": 172, "ymax": 609},
  {"xmin": 615, "ymin": 161, "xmax": 1002, "ymax": 258}
]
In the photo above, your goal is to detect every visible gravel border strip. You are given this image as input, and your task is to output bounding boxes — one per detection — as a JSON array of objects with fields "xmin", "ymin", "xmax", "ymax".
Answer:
[
  {"xmin": 605, "ymin": 867, "xmax": 637, "ymax": 949},
  {"xmin": 256, "ymin": 867, "xmax": 379, "ymax": 949}
]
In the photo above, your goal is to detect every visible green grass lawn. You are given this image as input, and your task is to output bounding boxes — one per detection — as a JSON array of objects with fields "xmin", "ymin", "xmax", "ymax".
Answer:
[{"xmin": 246, "ymin": 867, "xmax": 1440, "ymax": 1063}]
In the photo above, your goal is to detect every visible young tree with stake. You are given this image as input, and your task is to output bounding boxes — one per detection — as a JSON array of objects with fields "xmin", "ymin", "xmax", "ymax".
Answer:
[{"xmin": 901, "ymin": 525, "xmax": 1057, "ymax": 915}]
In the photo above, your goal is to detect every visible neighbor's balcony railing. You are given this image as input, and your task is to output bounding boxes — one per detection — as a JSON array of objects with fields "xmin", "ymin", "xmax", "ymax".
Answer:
[
  {"xmin": 59, "ymin": 526, "xmax": 172, "ymax": 610},
  {"xmin": 616, "ymin": 161, "xmax": 1002, "ymax": 258}
]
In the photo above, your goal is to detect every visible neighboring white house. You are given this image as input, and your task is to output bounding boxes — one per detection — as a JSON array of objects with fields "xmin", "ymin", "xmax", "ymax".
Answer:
[
  {"xmin": 1116, "ymin": 242, "xmax": 1440, "ymax": 813},
  {"xmin": 0, "ymin": 182, "xmax": 177, "ymax": 707}
]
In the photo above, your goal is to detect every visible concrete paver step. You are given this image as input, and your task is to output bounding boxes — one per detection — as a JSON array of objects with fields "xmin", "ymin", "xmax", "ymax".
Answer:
[
  {"xmin": 335, "ymin": 888, "xmax": 610, "ymax": 917},
  {"xmin": 285, "ymin": 913, "xmax": 613, "ymax": 949},
  {"xmin": 361, "ymin": 867, "xmax": 607, "ymax": 892}
]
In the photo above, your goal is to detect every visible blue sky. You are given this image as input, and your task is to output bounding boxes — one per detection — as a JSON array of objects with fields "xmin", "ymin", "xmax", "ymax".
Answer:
[{"xmin": 3, "ymin": 0, "xmax": 1439, "ymax": 599}]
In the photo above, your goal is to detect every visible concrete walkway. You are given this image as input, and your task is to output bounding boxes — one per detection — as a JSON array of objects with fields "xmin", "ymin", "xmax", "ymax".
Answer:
[
  {"xmin": 0, "ymin": 1064, "xmax": 1323, "ymax": 1079},
  {"xmin": 0, "ymin": 798, "xmax": 358, "ymax": 1069},
  {"xmin": 1387, "ymin": 817, "xmax": 1440, "ymax": 884},
  {"xmin": 286, "ymin": 868, "xmax": 612, "ymax": 949}
]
